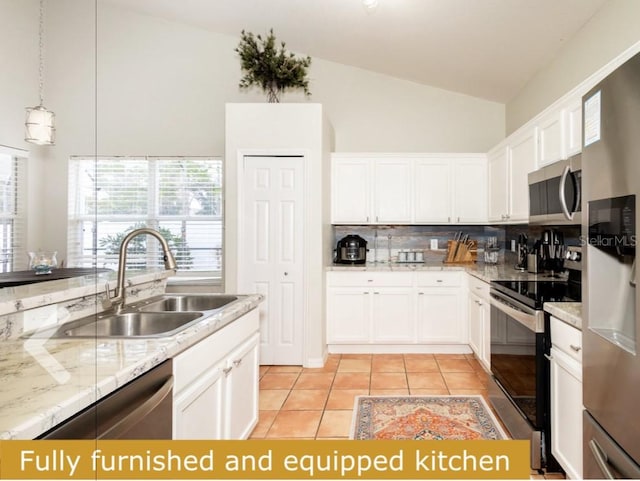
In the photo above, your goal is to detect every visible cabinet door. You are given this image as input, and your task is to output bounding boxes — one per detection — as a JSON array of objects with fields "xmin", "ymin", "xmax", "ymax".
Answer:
[
  {"xmin": 417, "ymin": 288, "xmax": 465, "ymax": 343},
  {"xmin": 223, "ymin": 333, "xmax": 260, "ymax": 440},
  {"xmin": 453, "ymin": 158, "xmax": 487, "ymax": 223},
  {"xmin": 488, "ymin": 147, "xmax": 508, "ymax": 222},
  {"xmin": 173, "ymin": 367, "xmax": 224, "ymax": 440},
  {"xmin": 414, "ymin": 159, "xmax": 451, "ymax": 223},
  {"xmin": 371, "ymin": 288, "xmax": 415, "ymax": 343},
  {"xmin": 374, "ymin": 159, "xmax": 412, "ymax": 223},
  {"xmin": 550, "ymin": 347, "xmax": 583, "ymax": 479},
  {"xmin": 508, "ymin": 129, "xmax": 537, "ymax": 221},
  {"xmin": 331, "ymin": 158, "xmax": 371, "ymax": 223},
  {"xmin": 468, "ymin": 293, "xmax": 482, "ymax": 357},
  {"xmin": 327, "ymin": 288, "xmax": 370, "ymax": 343},
  {"xmin": 538, "ymin": 111, "xmax": 564, "ymax": 167},
  {"xmin": 480, "ymin": 301, "xmax": 491, "ymax": 370},
  {"xmin": 565, "ymin": 99, "xmax": 582, "ymax": 156}
]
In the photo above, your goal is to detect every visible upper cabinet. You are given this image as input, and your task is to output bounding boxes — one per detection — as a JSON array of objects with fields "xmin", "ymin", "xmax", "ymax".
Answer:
[
  {"xmin": 536, "ymin": 97, "xmax": 583, "ymax": 167},
  {"xmin": 332, "ymin": 154, "xmax": 487, "ymax": 225},
  {"xmin": 488, "ymin": 128, "xmax": 536, "ymax": 224},
  {"xmin": 564, "ymin": 98, "xmax": 583, "ymax": 157}
]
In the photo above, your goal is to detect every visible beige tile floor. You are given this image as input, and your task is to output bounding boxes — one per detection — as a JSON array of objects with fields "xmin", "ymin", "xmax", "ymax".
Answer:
[
  {"xmin": 251, "ymin": 353, "xmax": 491, "ymax": 440},
  {"xmin": 252, "ymin": 353, "xmax": 565, "ymax": 479}
]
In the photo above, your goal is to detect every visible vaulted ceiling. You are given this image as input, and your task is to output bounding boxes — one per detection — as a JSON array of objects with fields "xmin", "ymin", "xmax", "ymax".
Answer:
[{"xmin": 103, "ymin": 0, "xmax": 608, "ymax": 103}]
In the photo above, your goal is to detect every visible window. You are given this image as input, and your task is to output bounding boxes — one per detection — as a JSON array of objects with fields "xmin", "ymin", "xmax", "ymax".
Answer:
[
  {"xmin": 68, "ymin": 156, "xmax": 223, "ymax": 281},
  {"xmin": 0, "ymin": 146, "xmax": 27, "ymax": 273}
]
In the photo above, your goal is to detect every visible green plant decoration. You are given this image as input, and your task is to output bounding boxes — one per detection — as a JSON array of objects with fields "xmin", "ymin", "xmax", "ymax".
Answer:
[{"xmin": 235, "ymin": 29, "xmax": 312, "ymax": 103}]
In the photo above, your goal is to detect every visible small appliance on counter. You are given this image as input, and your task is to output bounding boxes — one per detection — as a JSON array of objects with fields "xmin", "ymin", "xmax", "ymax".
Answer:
[
  {"xmin": 334, "ymin": 234, "xmax": 368, "ymax": 264},
  {"xmin": 515, "ymin": 233, "xmax": 528, "ymax": 271}
]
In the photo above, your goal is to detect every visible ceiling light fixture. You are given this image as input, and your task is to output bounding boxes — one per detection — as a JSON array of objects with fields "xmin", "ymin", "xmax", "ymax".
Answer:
[
  {"xmin": 25, "ymin": 0, "xmax": 55, "ymax": 146},
  {"xmin": 362, "ymin": 0, "xmax": 379, "ymax": 13}
]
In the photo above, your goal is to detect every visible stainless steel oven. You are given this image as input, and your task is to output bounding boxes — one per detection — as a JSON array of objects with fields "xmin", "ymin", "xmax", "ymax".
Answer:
[
  {"xmin": 489, "ymin": 251, "xmax": 582, "ymax": 471},
  {"xmin": 489, "ymin": 287, "xmax": 548, "ymax": 470}
]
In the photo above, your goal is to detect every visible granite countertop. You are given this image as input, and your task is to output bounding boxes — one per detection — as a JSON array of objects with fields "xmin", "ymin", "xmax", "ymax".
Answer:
[
  {"xmin": 0, "ymin": 270, "xmax": 263, "ymax": 440},
  {"xmin": 544, "ymin": 302, "xmax": 582, "ymax": 330},
  {"xmin": 327, "ymin": 261, "xmax": 567, "ymax": 283}
]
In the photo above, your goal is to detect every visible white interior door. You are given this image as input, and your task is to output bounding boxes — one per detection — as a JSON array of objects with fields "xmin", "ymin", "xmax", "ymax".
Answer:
[{"xmin": 240, "ymin": 155, "xmax": 304, "ymax": 365}]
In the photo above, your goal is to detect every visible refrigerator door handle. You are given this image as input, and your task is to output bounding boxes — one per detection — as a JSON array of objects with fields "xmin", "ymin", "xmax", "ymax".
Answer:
[
  {"xmin": 559, "ymin": 165, "xmax": 574, "ymax": 221},
  {"xmin": 589, "ymin": 438, "xmax": 616, "ymax": 479},
  {"xmin": 630, "ymin": 258, "xmax": 636, "ymax": 288}
]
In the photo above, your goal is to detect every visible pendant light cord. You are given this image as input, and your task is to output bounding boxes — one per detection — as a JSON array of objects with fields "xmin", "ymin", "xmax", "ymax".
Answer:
[{"xmin": 38, "ymin": 0, "xmax": 45, "ymax": 106}]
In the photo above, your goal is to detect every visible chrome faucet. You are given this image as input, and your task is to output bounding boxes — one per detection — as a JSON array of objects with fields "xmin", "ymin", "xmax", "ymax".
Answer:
[{"xmin": 104, "ymin": 227, "xmax": 178, "ymax": 312}]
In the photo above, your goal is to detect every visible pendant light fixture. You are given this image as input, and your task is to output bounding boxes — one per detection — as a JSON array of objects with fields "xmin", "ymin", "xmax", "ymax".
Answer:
[{"xmin": 25, "ymin": 0, "xmax": 55, "ymax": 146}]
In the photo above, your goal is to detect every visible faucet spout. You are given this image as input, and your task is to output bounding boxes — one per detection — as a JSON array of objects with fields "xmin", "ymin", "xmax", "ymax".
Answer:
[{"xmin": 108, "ymin": 227, "xmax": 177, "ymax": 312}]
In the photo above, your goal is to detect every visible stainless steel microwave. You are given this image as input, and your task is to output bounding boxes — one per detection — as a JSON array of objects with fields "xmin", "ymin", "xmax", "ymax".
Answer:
[{"xmin": 528, "ymin": 155, "xmax": 582, "ymax": 225}]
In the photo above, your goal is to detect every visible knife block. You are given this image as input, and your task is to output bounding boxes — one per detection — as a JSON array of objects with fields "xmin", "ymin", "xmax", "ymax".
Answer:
[{"xmin": 444, "ymin": 240, "xmax": 478, "ymax": 264}]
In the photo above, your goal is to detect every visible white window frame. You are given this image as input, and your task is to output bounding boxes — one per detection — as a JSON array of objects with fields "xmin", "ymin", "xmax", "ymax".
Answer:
[{"xmin": 67, "ymin": 156, "xmax": 223, "ymax": 283}]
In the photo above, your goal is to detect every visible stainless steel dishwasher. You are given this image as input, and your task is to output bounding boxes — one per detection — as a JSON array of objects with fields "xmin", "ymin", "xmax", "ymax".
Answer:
[{"xmin": 38, "ymin": 360, "xmax": 173, "ymax": 439}]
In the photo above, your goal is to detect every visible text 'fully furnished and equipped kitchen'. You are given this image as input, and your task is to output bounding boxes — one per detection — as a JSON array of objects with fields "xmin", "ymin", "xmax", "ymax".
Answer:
[{"xmin": 1, "ymin": 1, "xmax": 640, "ymax": 479}]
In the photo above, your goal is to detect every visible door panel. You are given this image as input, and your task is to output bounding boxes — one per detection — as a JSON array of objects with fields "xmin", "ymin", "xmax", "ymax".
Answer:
[{"xmin": 241, "ymin": 156, "xmax": 304, "ymax": 365}]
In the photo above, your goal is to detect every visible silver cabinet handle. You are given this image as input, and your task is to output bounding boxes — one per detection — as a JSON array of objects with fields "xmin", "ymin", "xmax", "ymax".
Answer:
[
  {"xmin": 448, "ymin": 216, "xmax": 451, "ymax": 223},
  {"xmin": 373, "ymin": 291, "xmax": 380, "ymax": 295},
  {"xmin": 457, "ymin": 217, "xmax": 460, "ymax": 222},
  {"xmin": 366, "ymin": 216, "xmax": 369, "ymax": 222},
  {"xmin": 233, "ymin": 359, "xmax": 242, "ymax": 367},
  {"xmin": 570, "ymin": 344, "xmax": 582, "ymax": 352},
  {"xmin": 436, "ymin": 279, "xmax": 443, "ymax": 283},
  {"xmin": 363, "ymin": 291, "xmax": 370, "ymax": 295},
  {"xmin": 284, "ymin": 272, "xmax": 288, "ymax": 276},
  {"xmin": 223, "ymin": 367, "xmax": 233, "ymax": 376},
  {"xmin": 418, "ymin": 292, "xmax": 424, "ymax": 295},
  {"xmin": 478, "ymin": 301, "xmax": 483, "ymax": 306},
  {"xmin": 475, "ymin": 286, "xmax": 482, "ymax": 290},
  {"xmin": 544, "ymin": 353, "xmax": 553, "ymax": 361}
]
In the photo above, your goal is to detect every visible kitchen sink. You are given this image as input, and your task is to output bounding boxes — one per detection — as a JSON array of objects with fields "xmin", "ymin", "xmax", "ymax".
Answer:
[
  {"xmin": 137, "ymin": 294, "xmax": 238, "ymax": 313},
  {"xmin": 48, "ymin": 311, "xmax": 204, "ymax": 338}
]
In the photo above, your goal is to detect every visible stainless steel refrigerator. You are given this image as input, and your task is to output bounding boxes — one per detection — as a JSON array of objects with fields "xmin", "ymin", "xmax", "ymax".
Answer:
[{"xmin": 582, "ymin": 51, "xmax": 640, "ymax": 479}]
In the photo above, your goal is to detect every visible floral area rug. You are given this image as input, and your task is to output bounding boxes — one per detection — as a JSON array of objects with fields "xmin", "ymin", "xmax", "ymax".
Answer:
[{"xmin": 351, "ymin": 395, "xmax": 507, "ymax": 440}]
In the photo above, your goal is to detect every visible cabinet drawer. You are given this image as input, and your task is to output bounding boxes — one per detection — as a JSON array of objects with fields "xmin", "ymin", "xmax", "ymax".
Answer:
[
  {"xmin": 467, "ymin": 274, "xmax": 490, "ymax": 299},
  {"xmin": 550, "ymin": 316, "xmax": 582, "ymax": 363},
  {"xmin": 416, "ymin": 271, "xmax": 461, "ymax": 287},
  {"xmin": 327, "ymin": 271, "xmax": 414, "ymax": 287}
]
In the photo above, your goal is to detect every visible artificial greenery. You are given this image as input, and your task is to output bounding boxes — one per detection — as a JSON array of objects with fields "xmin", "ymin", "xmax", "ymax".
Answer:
[{"xmin": 235, "ymin": 29, "xmax": 311, "ymax": 103}]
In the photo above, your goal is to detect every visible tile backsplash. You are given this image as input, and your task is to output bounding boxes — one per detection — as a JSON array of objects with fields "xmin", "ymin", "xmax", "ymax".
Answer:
[{"xmin": 333, "ymin": 225, "xmax": 506, "ymax": 264}]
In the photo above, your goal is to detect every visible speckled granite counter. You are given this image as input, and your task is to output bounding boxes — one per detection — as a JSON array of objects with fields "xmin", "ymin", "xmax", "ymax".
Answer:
[
  {"xmin": 327, "ymin": 262, "xmax": 567, "ymax": 283},
  {"xmin": 0, "ymin": 270, "xmax": 263, "ymax": 440},
  {"xmin": 544, "ymin": 302, "xmax": 582, "ymax": 330}
]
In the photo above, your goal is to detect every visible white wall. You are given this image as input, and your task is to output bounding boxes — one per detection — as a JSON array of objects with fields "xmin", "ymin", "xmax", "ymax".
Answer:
[
  {"xmin": 506, "ymin": 0, "xmax": 640, "ymax": 133},
  {"xmin": 3, "ymin": 0, "xmax": 505, "ymax": 262}
]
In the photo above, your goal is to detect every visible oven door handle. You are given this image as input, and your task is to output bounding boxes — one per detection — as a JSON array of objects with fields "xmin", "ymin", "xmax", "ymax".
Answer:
[{"xmin": 490, "ymin": 290, "xmax": 543, "ymax": 333}]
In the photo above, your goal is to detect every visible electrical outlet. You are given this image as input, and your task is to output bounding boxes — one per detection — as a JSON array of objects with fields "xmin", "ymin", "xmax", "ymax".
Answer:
[
  {"xmin": 511, "ymin": 239, "xmax": 516, "ymax": 252},
  {"xmin": 430, "ymin": 239, "xmax": 438, "ymax": 250}
]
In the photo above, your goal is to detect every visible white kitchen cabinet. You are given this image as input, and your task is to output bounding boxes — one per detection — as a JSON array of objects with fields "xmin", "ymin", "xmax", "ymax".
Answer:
[
  {"xmin": 488, "ymin": 128, "xmax": 537, "ymax": 223},
  {"xmin": 466, "ymin": 274, "xmax": 491, "ymax": 370},
  {"xmin": 537, "ymin": 110, "xmax": 564, "ymax": 167},
  {"xmin": 549, "ymin": 316, "xmax": 583, "ymax": 479},
  {"xmin": 414, "ymin": 159, "xmax": 451, "ymax": 223},
  {"xmin": 415, "ymin": 272, "xmax": 465, "ymax": 344},
  {"xmin": 371, "ymin": 288, "xmax": 415, "ymax": 342},
  {"xmin": 564, "ymin": 99, "xmax": 582, "ymax": 157},
  {"xmin": 452, "ymin": 158, "xmax": 487, "ymax": 223},
  {"xmin": 332, "ymin": 154, "xmax": 486, "ymax": 225},
  {"xmin": 173, "ymin": 365, "xmax": 224, "ymax": 440},
  {"xmin": 173, "ymin": 309, "xmax": 259, "ymax": 440},
  {"xmin": 488, "ymin": 145, "xmax": 509, "ymax": 222},
  {"xmin": 416, "ymin": 288, "xmax": 465, "ymax": 343},
  {"xmin": 326, "ymin": 271, "xmax": 466, "ymax": 347},
  {"xmin": 326, "ymin": 287, "xmax": 371, "ymax": 343},
  {"xmin": 331, "ymin": 159, "xmax": 371, "ymax": 224},
  {"xmin": 223, "ymin": 333, "xmax": 260, "ymax": 440},
  {"xmin": 508, "ymin": 128, "xmax": 537, "ymax": 222}
]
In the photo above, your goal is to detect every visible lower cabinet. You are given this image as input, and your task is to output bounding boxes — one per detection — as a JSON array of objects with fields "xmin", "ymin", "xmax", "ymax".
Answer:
[
  {"xmin": 173, "ymin": 309, "xmax": 260, "ymax": 440},
  {"xmin": 549, "ymin": 316, "xmax": 583, "ymax": 479},
  {"xmin": 467, "ymin": 274, "xmax": 491, "ymax": 369},
  {"xmin": 326, "ymin": 271, "xmax": 466, "ymax": 347}
]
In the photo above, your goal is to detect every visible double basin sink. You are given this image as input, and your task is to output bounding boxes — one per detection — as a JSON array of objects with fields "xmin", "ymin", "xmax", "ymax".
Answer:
[{"xmin": 40, "ymin": 294, "xmax": 239, "ymax": 339}]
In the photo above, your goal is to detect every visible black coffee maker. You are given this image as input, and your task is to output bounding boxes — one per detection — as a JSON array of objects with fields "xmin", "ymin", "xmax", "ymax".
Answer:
[{"xmin": 335, "ymin": 235, "xmax": 368, "ymax": 264}]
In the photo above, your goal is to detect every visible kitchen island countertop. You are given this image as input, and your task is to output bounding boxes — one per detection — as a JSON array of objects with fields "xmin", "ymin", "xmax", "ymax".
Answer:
[
  {"xmin": 0, "ymin": 270, "xmax": 263, "ymax": 440},
  {"xmin": 544, "ymin": 302, "xmax": 582, "ymax": 330}
]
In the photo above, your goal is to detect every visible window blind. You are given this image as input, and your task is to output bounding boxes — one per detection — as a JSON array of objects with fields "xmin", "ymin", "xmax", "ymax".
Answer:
[
  {"xmin": 68, "ymin": 156, "xmax": 223, "ymax": 278},
  {"xmin": 0, "ymin": 146, "xmax": 27, "ymax": 273}
]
